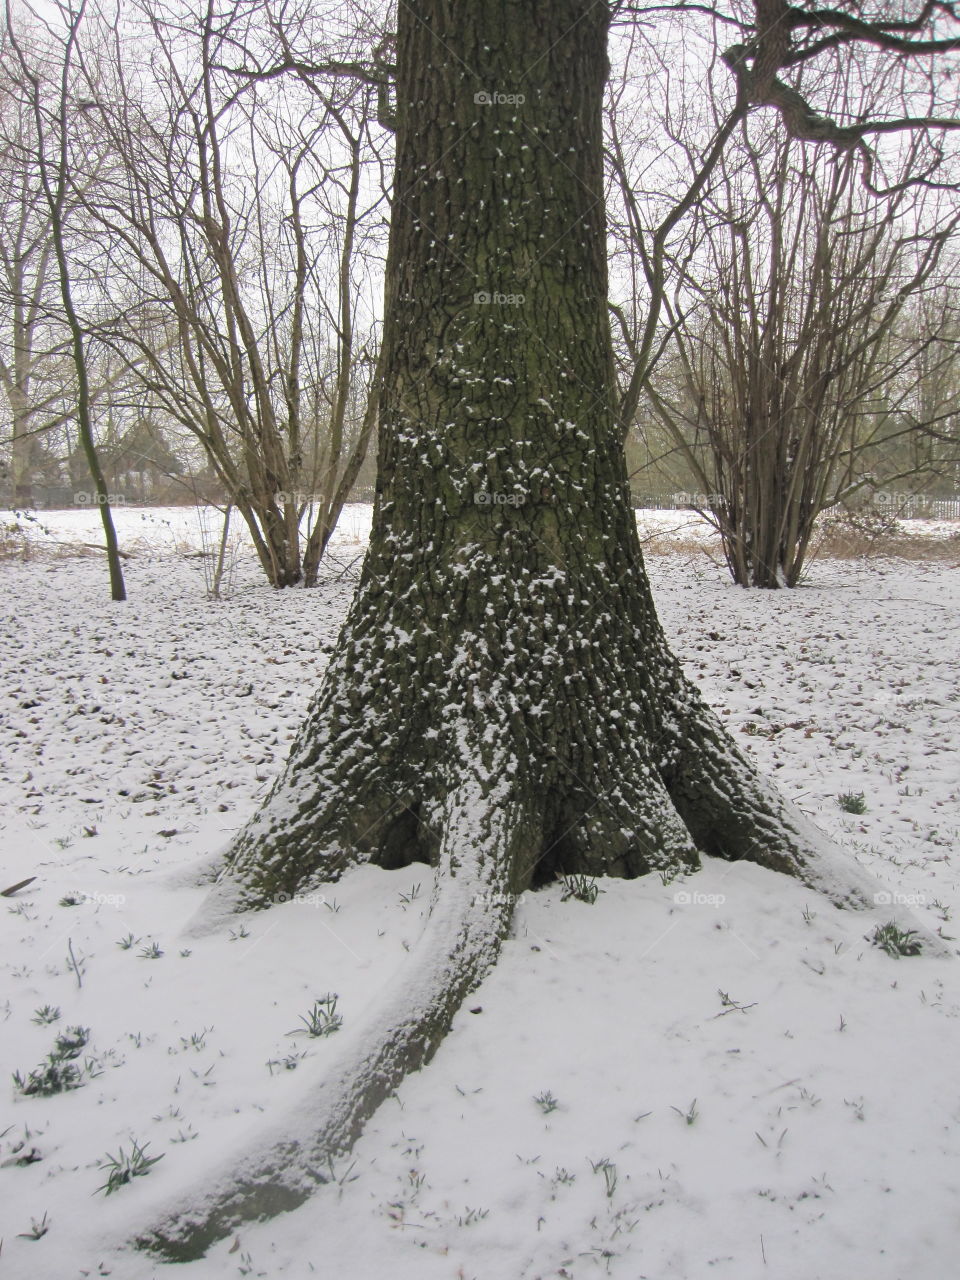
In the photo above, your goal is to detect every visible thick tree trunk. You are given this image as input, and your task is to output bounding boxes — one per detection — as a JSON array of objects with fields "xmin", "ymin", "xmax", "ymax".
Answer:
[
  {"xmin": 217, "ymin": 0, "xmax": 706, "ymax": 907},
  {"xmin": 135, "ymin": 0, "xmax": 946, "ymax": 1258}
]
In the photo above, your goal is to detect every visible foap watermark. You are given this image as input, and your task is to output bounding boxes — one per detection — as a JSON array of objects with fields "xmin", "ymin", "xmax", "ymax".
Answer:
[
  {"xmin": 475, "ymin": 490, "xmax": 527, "ymax": 507},
  {"xmin": 74, "ymin": 492, "xmax": 126, "ymax": 507},
  {"xmin": 872, "ymin": 490, "xmax": 921, "ymax": 509},
  {"xmin": 473, "ymin": 891, "xmax": 526, "ymax": 907},
  {"xmin": 474, "ymin": 90, "xmax": 525, "ymax": 106},
  {"xmin": 273, "ymin": 491, "xmax": 336, "ymax": 506},
  {"xmin": 874, "ymin": 890, "xmax": 927, "ymax": 908},
  {"xmin": 270, "ymin": 891, "xmax": 328, "ymax": 907},
  {"xmin": 674, "ymin": 889, "xmax": 726, "ymax": 907},
  {"xmin": 66, "ymin": 888, "xmax": 126, "ymax": 908},
  {"xmin": 474, "ymin": 290, "xmax": 525, "ymax": 306},
  {"xmin": 671, "ymin": 491, "xmax": 724, "ymax": 509}
]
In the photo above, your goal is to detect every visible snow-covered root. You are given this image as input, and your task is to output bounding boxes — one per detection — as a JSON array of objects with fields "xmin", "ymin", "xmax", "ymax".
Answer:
[
  {"xmin": 156, "ymin": 847, "xmax": 228, "ymax": 891},
  {"xmin": 130, "ymin": 770, "xmax": 540, "ymax": 1261},
  {"xmin": 665, "ymin": 691, "xmax": 954, "ymax": 958},
  {"xmin": 153, "ymin": 849, "xmax": 245, "ymax": 939},
  {"xmin": 180, "ymin": 872, "xmax": 252, "ymax": 937}
]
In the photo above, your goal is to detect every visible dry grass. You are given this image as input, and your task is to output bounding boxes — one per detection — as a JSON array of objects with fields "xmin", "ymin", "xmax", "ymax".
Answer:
[
  {"xmin": 640, "ymin": 535, "xmax": 723, "ymax": 562},
  {"xmin": 636, "ymin": 509, "xmax": 960, "ymax": 570},
  {"xmin": 0, "ymin": 521, "xmax": 141, "ymax": 565},
  {"xmin": 809, "ymin": 511, "xmax": 960, "ymax": 564}
]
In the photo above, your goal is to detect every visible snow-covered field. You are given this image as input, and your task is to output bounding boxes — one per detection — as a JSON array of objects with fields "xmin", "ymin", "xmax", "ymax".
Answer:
[{"xmin": 1, "ymin": 508, "xmax": 959, "ymax": 1280}]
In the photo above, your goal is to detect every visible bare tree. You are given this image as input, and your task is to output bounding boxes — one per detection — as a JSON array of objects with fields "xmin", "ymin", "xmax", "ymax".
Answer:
[
  {"xmin": 649, "ymin": 123, "xmax": 957, "ymax": 584},
  {"xmin": 858, "ymin": 284, "xmax": 960, "ymax": 494},
  {"xmin": 0, "ymin": 31, "xmax": 173, "ymax": 511},
  {"xmin": 70, "ymin": 0, "xmax": 388, "ymax": 586},
  {"xmin": 607, "ymin": 4, "xmax": 960, "ymax": 583},
  {"xmin": 5, "ymin": 0, "xmax": 125, "ymax": 598},
  {"xmin": 0, "ymin": 39, "xmax": 66, "ymax": 505}
]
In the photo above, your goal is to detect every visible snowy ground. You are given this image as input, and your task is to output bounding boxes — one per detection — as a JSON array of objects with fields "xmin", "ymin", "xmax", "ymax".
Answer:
[{"xmin": 1, "ymin": 508, "xmax": 959, "ymax": 1280}]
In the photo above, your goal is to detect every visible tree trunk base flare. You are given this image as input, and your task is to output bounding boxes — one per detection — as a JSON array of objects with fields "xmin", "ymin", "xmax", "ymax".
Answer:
[
  {"xmin": 134, "ymin": 584, "xmax": 949, "ymax": 1262},
  {"xmin": 129, "ymin": 0, "xmax": 951, "ymax": 1260}
]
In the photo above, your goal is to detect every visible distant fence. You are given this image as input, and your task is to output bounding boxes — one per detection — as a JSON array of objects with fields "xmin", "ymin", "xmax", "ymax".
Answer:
[
  {"xmin": 865, "ymin": 495, "xmax": 960, "ymax": 520},
  {"xmin": 632, "ymin": 492, "xmax": 960, "ymax": 520},
  {"xmin": 4, "ymin": 485, "xmax": 959, "ymax": 520}
]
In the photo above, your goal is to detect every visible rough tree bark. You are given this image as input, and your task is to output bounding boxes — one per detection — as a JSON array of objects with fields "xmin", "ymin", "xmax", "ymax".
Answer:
[{"xmin": 135, "ymin": 0, "xmax": 945, "ymax": 1259}]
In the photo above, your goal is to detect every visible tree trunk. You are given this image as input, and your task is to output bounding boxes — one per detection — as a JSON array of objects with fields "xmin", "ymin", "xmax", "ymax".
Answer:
[
  {"xmin": 135, "ymin": 0, "xmax": 945, "ymax": 1258},
  {"xmin": 12, "ymin": 5, "xmax": 127, "ymax": 602},
  {"xmin": 9, "ymin": 389, "xmax": 35, "ymax": 508},
  {"xmin": 710, "ymin": 400, "xmax": 817, "ymax": 590},
  {"xmin": 258, "ymin": 497, "xmax": 303, "ymax": 587}
]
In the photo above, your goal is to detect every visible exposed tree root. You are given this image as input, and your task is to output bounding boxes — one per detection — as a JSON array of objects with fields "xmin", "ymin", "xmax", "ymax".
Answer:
[
  {"xmin": 135, "ymin": 760, "xmax": 538, "ymax": 1261},
  {"xmin": 662, "ymin": 676, "xmax": 952, "ymax": 952}
]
